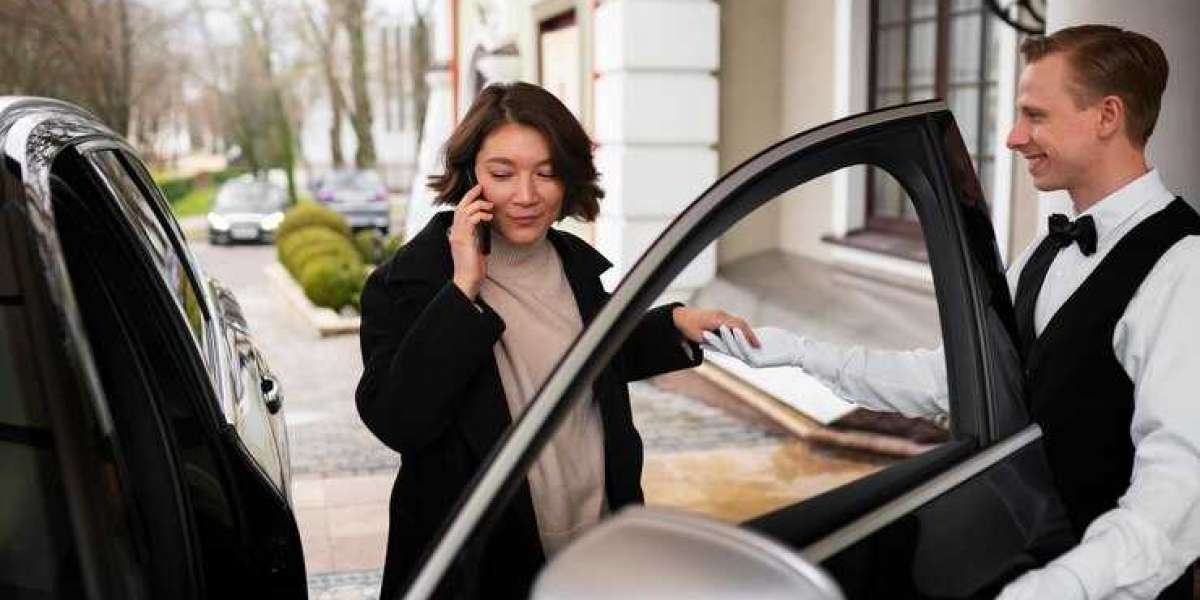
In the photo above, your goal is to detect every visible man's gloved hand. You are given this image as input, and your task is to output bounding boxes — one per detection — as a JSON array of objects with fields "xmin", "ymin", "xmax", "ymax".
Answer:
[{"xmin": 701, "ymin": 325, "xmax": 805, "ymax": 369}]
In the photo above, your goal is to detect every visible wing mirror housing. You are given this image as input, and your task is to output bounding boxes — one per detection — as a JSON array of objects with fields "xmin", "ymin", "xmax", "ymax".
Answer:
[{"xmin": 532, "ymin": 507, "xmax": 844, "ymax": 600}]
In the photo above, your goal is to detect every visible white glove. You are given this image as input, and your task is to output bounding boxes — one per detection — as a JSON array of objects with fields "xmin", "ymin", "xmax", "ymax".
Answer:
[
  {"xmin": 996, "ymin": 565, "xmax": 1087, "ymax": 600},
  {"xmin": 702, "ymin": 325, "xmax": 804, "ymax": 369}
]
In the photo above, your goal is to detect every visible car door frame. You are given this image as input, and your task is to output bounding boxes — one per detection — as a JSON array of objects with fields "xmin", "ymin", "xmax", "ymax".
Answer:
[{"xmin": 402, "ymin": 100, "xmax": 1034, "ymax": 599}]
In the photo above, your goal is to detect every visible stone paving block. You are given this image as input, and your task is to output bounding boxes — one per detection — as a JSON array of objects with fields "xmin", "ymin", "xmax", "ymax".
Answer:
[
  {"xmin": 328, "ymin": 504, "xmax": 391, "ymax": 540},
  {"xmin": 308, "ymin": 569, "xmax": 382, "ymax": 599},
  {"xmin": 303, "ymin": 533, "xmax": 335, "ymax": 576},
  {"xmin": 295, "ymin": 506, "xmax": 331, "ymax": 541},
  {"xmin": 293, "ymin": 478, "xmax": 328, "ymax": 509},
  {"xmin": 324, "ymin": 474, "xmax": 394, "ymax": 507},
  {"xmin": 331, "ymin": 535, "xmax": 388, "ymax": 573}
]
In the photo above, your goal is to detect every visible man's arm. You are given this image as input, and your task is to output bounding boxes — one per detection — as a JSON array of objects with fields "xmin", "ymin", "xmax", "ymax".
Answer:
[{"xmin": 799, "ymin": 338, "xmax": 950, "ymax": 417}]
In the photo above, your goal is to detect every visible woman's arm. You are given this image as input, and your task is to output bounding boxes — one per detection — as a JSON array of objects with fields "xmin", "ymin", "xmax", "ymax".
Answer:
[
  {"xmin": 355, "ymin": 271, "xmax": 504, "ymax": 454},
  {"xmin": 612, "ymin": 304, "xmax": 704, "ymax": 383}
]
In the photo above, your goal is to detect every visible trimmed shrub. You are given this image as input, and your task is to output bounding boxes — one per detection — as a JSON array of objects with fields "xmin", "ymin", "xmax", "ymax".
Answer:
[
  {"xmin": 278, "ymin": 226, "xmax": 361, "ymax": 279},
  {"xmin": 382, "ymin": 234, "xmax": 403, "ymax": 261},
  {"xmin": 299, "ymin": 258, "xmax": 366, "ymax": 311},
  {"xmin": 353, "ymin": 229, "xmax": 385, "ymax": 264},
  {"xmin": 276, "ymin": 202, "xmax": 351, "ymax": 242},
  {"xmin": 156, "ymin": 167, "xmax": 245, "ymax": 206}
]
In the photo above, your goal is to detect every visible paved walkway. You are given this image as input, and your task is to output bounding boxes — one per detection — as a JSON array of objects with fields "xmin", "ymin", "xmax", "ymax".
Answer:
[{"xmin": 190, "ymin": 239, "xmax": 888, "ymax": 598}]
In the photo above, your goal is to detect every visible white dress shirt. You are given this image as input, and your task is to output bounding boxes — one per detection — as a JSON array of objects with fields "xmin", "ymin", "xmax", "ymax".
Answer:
[{"xmin": 796, "ymin": 169, "xmax": 1200, "ymax": 599}]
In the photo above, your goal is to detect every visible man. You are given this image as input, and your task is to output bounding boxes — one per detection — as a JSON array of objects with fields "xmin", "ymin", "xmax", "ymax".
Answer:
[{"xmin": 708, "ymin": 25, "xmax": 1200, "ymax": 599}]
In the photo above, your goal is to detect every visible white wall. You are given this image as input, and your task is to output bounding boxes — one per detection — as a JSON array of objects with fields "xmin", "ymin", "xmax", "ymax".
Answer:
[
  {"xmin": 777, "ymin": 0, "xmax": 839, "ymax": 263},
  {"xmin": 716, "ymin": 0, "xmax": 783, "ymax": 266},
  {"xmin": 592, "ymin": 0, "xmax": 720, "ymax": 295}
]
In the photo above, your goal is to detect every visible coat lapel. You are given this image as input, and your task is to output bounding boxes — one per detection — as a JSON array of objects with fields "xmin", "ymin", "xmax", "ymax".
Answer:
[{"xmin": 546, "ymin": 228, "xmax": 612, "ymax": 325}]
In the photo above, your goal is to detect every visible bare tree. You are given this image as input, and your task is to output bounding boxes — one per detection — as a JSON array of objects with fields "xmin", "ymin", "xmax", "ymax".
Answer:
[
  {"xmin": 0, "ymin": 0, "xmax": 162, "ymax": 136},
  {"xmin": 409, "ymin": 0, "xmax": 431, "ymax": 154},
  {"xmin": 342, "ymin": 0, "xmax": 376, "ymax": 169},
  {"xmin": 301, "ymin": 0, "xmax": 348, "ymax": 168},
  {"xmin": 234, "ymin": 0, "xmax": 300, "ymax": 203}
]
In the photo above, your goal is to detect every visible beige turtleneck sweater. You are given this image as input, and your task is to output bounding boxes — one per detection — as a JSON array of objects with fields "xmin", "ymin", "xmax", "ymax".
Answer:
[{"xmin": 478, "ymin": 230, "xmax": 608, "ymax": 556}]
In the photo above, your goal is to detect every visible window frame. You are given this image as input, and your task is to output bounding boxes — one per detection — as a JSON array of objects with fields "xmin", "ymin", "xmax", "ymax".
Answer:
[{"xmin": 865, "ymin": 0, "xmax": 999, "ymax": 239}]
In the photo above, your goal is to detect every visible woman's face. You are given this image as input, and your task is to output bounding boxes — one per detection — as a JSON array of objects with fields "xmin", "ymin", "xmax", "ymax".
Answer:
[{"xmin": 473, "ymin": 122, "xmax": 564, "ymax": 246}]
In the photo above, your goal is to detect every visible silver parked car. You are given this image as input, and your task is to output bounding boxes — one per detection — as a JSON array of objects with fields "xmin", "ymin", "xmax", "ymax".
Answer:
[
  {"xmin": 312, "ymin": 168, "xmax": 390, "ymax": 232},
  {"xmin": 207, "ymin": 176, "xmax": 287, "ymax": 244}
]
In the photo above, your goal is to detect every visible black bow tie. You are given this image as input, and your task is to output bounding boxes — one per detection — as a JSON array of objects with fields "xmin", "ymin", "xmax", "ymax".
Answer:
[{"xmin": 1047, "ymin": 213, "xmax": 1097, "ymax": 256}]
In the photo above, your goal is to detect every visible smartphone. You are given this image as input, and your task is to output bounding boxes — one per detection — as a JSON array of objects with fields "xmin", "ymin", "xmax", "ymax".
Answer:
[
  {"xmin": 466, "ymin": 167, "xmax": 490, "ymax": 255},
  {"xmin": 463, "ymin": 166, "xmax": 492, "ymax": 255}
]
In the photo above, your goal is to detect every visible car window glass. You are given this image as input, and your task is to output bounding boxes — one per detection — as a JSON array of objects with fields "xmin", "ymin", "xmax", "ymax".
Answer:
[
  {"xmin": 621, "ymin": 165, "xmax": 947, "ymax": 524},
  {"xmin": 88, "ymin": 151, "xmax": 207, "ymax": 350},
  {"xmin": 0, "ymin": 310, "xmax": 86, "ymax": 596}
]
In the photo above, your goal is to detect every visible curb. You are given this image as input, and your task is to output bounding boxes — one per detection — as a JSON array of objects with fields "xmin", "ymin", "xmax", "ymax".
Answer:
[{"xmin": 265, "ymin": 261, "xmax": 361, "ymax": 337}]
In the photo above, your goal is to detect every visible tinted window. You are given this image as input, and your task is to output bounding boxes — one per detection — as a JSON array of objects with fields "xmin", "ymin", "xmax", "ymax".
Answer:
[
  {"xmin": 88, "ymin": 151, "xmax": 208, "ymax": 350},
  {"xmin": 0, "ymin": 310, "xmax": 85, "ymax": 597}
]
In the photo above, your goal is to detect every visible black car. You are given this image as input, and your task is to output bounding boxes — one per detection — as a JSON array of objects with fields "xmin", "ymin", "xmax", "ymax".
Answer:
[
  {"xmin": 398, "ymin": 101, "xmax": 1076, "ymax": 599},
  {"xmin": 0, "ymin": 98, "xmax": 305, "ymax": 598},
  {"xmin": 206, "ymin": 176, "xmax": 287, "ymax": 245}
]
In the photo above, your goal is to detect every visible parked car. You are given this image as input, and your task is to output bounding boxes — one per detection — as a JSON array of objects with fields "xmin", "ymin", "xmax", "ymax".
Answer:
[
  {"xmin": 0, "ymin": 97, "xmax": 306, "ymax": 598},
  {"xmin": 207, "ymin": 176, "xmax": 287, "ymax": 245},
  {"xmin": 398, "ymin": 101, "xmax": 1077, "ymax": 599},
  {"xmin": 312, "ymin": 168, "xmax": 390, "ymax": 232}
]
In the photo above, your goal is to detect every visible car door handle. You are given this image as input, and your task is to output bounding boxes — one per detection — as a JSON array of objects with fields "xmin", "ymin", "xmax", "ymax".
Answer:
[{"xmin": 260, "ymin": 376, "xmax": 283, "ymax": 414}]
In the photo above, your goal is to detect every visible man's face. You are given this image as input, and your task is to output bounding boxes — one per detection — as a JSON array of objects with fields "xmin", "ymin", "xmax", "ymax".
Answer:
[{"xmin": 1006, "ymin": 53, "xmax": 1104, "ymax": 193}]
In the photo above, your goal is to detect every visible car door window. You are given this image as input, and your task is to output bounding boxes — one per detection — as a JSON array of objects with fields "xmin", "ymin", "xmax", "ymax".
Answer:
[
  {"xmin": 633, "ymin": 164, "xmax": 950, "ymax": 524},
  {"xmin": 87, "ymin": 150, "xmax": 209, "ymax": 354}
]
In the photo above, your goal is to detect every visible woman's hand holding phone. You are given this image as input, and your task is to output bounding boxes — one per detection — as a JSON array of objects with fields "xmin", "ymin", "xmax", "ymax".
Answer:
[{"xmin": 449, "ymin": 183, "xmax": 493, "ymax": 300}]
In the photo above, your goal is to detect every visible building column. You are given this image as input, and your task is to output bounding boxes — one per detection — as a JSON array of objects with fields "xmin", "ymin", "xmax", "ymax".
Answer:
[
  {"xmin": 592, "ymin": 0, "xmax": 720, "ymax": 298},
  {"xmin": 1042, "ymin": 1, "xmax": 1200, "ymax": 215}
]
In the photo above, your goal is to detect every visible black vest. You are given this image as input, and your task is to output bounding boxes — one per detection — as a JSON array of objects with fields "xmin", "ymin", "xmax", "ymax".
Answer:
[{"xmin": 1023, "ymin": 198, "xmax": 1200, "ymax": 598}]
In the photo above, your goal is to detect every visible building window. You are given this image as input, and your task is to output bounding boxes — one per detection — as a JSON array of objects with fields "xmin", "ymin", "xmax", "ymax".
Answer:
[{"xmin": 867, "ymin": 0, "xmax": 1001, "ymax": 237}]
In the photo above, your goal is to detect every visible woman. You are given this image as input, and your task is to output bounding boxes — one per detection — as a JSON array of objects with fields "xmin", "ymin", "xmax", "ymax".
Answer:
[{"xmin": 356, "ymin": 82, "xmax": 756, "ymax": 599}]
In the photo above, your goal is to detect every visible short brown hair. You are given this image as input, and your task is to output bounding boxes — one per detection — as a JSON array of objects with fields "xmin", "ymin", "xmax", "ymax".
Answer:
[
  {"xmin": 1020, "ymin": 24, "xmax": 1169, "ymax": 146},
  {"xmin": 427, "ymin": 82, "xmax": 604, "ymax": 221}
]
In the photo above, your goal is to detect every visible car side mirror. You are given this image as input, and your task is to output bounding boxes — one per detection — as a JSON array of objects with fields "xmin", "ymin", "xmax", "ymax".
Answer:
[{"xmin": 532, "ymin": 507, "xmax": 844, "ymax": 600}]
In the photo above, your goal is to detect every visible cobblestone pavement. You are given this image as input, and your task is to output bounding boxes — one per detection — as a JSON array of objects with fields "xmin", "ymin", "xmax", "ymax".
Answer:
[{"xmin": 190, "ymin": 239, "xmax": 877, "ymax": 596}]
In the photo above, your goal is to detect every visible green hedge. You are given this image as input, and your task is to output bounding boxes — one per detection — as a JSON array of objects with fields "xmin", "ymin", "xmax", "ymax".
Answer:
[
  {"xmin": 155, "ymin": 167, "xmax": 246, "ymax": 205},
  {"xmin": 352, "ymin": 228, "xmax": 404, "ymax": 265},
  {"xmin": 276, "ymin": 202, "xmax": 351, "ymax": 241},
  {"xmin": 273, "ymin": 205, "xmax": 366, "ymax": 311},
  {"xmin": 298, "ymin": 259, "xmax": 367, "ymax": 312},
  {"xmin": 159, "ymin": 177, "xmax": 195, "ymax": 204},
  {"xmin": 277, "ymin": 227, "xmax": 359, "ymax": 275}
]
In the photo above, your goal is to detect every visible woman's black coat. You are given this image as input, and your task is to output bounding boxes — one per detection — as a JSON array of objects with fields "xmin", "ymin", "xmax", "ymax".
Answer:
[{"xmin": 356, "ymin": 211, "xmax": 701, "ymax": 599}]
